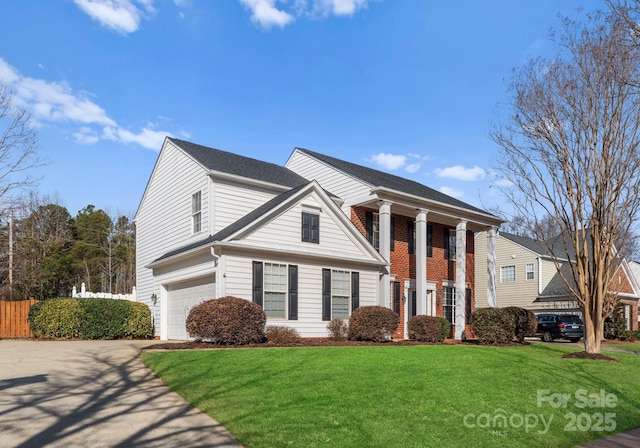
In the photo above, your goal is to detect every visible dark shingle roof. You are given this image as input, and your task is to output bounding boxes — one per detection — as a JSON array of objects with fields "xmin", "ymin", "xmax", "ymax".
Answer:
[
  {"xmin": 153, "ymin": 182, "xmax": 311, "ymax": 263},
  {"xmin": 295, "ymin": 147, "xmax": 491, "ymax": 215},
  {"xmin": 169, "ymin": 137, "xmax": 308, "ymax": 188}
]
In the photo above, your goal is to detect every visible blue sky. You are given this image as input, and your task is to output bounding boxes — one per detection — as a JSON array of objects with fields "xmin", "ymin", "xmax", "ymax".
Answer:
[{"xmin": 0, "ymin": 0, "xmax": 602, "ymax": 218}]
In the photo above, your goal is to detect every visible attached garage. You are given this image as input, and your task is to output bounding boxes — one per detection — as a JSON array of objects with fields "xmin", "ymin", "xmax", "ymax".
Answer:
[{"xmin": 167, "ymin": 277, "xmax": 215, "ymax": 340}]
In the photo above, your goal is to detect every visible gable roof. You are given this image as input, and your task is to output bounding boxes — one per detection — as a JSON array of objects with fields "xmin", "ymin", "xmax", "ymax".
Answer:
[
  {"xmin": 499, "ymin": 232, "xmax": 553, "ymax": 257},
  {"xmin": 294, "ymin": 147, "xmax": 490, "ymax": 215},
  {"xmin": 152, "ymin": 183, "xmax": 310, "ymax": 264},
  {"xmin": 169, "ymin": 137, "xmax": 309, "ymax": 188}
]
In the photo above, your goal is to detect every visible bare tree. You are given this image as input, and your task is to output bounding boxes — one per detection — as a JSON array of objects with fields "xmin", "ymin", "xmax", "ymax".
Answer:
[
  {"xmin": 491, "ymin": 11, "xmax": 640, "ymax": 355},
  {"xmin": 0, "ymin": 83, "xmax": 42, "ymax": 210}
]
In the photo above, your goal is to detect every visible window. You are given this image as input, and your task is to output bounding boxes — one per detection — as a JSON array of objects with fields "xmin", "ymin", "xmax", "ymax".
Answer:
[
  {"xmin": 365, "ymin": 211, "xmax": 379, "ymax": 250},
  {"xmin": 443, "ymin": 287, "xmax": 456, "ymax": 323},
  {"xmin": 331, "ymin": 270, "xmax": 350, "ymax": 319},
  {"xmin": 444, "ymin": 228, "xmax": 456, "ymax": 260},
  {"xmin": 526, "ymin": 263, "xmax": 535, "ymax": 280},
  {"xmin": 192, "ymin": 191, "xmax": 202, "ymax": 233},
  {"xmin": 501, "ymin": 265, "xmax": 516, "ymax": 282},
  {"xmin": 301, "ymin": 212, "xmax": 320, "ymax": 244},
  {"xmin": 322, "ymin": 269, "xmax": 359, "ymax": 320},
  {"xmin": 264, "ymin": 263, "xmax": 287, "ymax": 318},
  {"xmin": 427, "ymin": 224, "xmax": 433, "ymax": 257},
  {"xmin": 252, "ymin": 262, "xmax": 298, "ymax": 320}
]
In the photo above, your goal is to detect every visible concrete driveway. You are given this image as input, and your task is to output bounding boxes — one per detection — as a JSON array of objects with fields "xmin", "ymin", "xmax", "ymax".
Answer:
[{"xmin": 0, "ymin": 340, "xmax": 243, "ymax": 447}]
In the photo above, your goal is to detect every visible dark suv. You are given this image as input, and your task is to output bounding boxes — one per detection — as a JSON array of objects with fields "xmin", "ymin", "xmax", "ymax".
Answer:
[{"xmin": 536, "ymin": 314, "xmax": 584, "ymax": 342}]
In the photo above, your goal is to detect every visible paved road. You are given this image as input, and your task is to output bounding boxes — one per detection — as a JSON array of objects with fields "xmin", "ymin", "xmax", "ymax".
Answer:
[{"xmin": 0, "ymin": 340, "xmax": 243, "ymax": 448}]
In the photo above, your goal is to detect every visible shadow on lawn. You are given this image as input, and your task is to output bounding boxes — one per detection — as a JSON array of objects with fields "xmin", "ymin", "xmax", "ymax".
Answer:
[{"xmin": 0, "ymin": 343, "xmax": 241, "ymax": 448}]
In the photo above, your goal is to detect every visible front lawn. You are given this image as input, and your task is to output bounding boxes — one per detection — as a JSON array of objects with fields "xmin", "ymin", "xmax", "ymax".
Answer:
[{"xmin": 142, "ymin": 344, "xmax": 640, "ymax": 448}]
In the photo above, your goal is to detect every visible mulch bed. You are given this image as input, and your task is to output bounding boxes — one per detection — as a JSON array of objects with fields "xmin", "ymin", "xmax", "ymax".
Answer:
[
  {"xmin": 142, "ymin": 338, "xmax": 442, "ymax": 350},
  {"xmin": 561, "ymin": 351, "xmax": 619, "ymax": 362}
]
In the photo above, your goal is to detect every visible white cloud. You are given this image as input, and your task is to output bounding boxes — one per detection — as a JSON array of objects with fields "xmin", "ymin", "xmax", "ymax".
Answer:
[
  {"xmin": 440, "ymin": 186, "xmax": 464, "ymax": 199},
  {"xmin": 494, "ymin": 177, "xmax": 513, "ymax": 187},
  {"xmin": 241, "ymin": 0, "xmax": 370, "ymax": 28},
  {"xmin": 314, "ymin": 0, "xmax": 368, "ymax": 16},
  {"xmin": 0, "ymin": 57, "xmax": 172, "ymax": 151},
  {"xmin": 434, "ymin": 165, "xmax": 486, "ymax": 182},
  {"xmin": 405, "ymin": 163, "xmax": 421, "ymax": 174},
  {"xmin": 239, "ymin": 0, "xmax": 295, "ymax": 29},
  {"xmin": 369, "ymin": 153, "xmax": 407, "ymax": 171},
  {"xmin": 73, "ymin": 0, "xmax": 156, "ymax": 34}
]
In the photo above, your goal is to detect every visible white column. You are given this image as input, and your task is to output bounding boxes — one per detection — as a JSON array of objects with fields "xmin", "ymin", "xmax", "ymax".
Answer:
[
  {"xmin": 455, "ymin": 220, "xmax": 467, "ymax": 339},
  {"xmin": 415, "ymin": 209, "xmax": 428, "ymax": 315},
  {"xmin": 160, "ymin": 284, "xmax": 168, "ymax": 340},
  {"xmin": 487, "ymin": 226, "xmax": 497, "ymax": 308},
  {"xmin": 379, "ymin": 201, "xmax": 392, "ymax": 308}
]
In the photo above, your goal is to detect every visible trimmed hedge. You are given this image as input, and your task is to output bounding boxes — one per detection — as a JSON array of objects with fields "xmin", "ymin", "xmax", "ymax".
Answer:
[
  {"xmin": 348, "ymin": 306, "xmax": 399, "ymax": 342},
  {"xmin": 502, "ymin": 307, "xmax": 537, "ymax": 343},
  {"xmin": 29, "ymin": 297, "xmax": 153, "ymax": 339},
  {"xmin": 186, "ymin": 296, "xmax": 266, "ymax": 345},
  {"xmin": 470, "ymin": 307, "xmax": 515, "ymax": 345},
  {"xmin": 407, "ymin": 315, "xmax": 450, "ymax": 342}
]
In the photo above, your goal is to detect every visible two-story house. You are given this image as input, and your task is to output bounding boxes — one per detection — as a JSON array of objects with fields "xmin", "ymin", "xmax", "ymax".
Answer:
[
  {"xmin": 475, "ymin": 231, "xmax": 640, "ymax": 331},
  {"xmin": 136, "ymin": 138, "xmax": 502, "ymax": 340}
]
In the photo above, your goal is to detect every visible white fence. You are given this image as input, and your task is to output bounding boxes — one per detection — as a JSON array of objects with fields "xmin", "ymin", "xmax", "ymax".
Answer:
[{"xmin": 71, "ymin": 283, "xmax": 137, "ymax": 301}]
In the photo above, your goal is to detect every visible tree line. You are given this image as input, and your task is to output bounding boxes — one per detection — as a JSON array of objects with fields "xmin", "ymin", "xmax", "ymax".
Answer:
[{"xmin": 0, "ymin": 196, "xmax": 135, "ymax": 300}]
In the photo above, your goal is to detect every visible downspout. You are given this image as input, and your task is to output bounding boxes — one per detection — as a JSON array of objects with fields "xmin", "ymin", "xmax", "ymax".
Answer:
[
  {"xmin": 538, "ymin": 256, "xmax": 543, "ymax": 295},
  {"xmin": 211, "ymin": 245, "xmax": 222, "ymax": 298}
]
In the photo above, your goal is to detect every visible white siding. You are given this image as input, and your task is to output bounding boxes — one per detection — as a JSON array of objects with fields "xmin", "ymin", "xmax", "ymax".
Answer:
[
  {"xmin": 475, "ymin": 232, "xmax": 541, "ymax": 310},
  {"xmin": 224, "ymin": 252, "xmax": 378, "ymax": 337},
  {"xmin": 213, "ymin": 179, "xmax": 279, "ymax": 234},
  {"xmin": 241, "ymin": 191, "xmax": 369, "ymax": 260},
  {"xmin": 286, "ymin": 150, "xmax": 370, "ymax": 200},
  {"xmin": 136, "ymin": 141, "xmax": 210, "ymax": 335}
]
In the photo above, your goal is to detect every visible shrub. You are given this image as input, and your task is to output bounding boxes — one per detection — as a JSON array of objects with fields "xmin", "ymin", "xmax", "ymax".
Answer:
[
  {"xmin": 407, "ymin": 315, "xmax": 449, "ymax": 342},
  {"xmin": 186, "ymin": 296, "xmax": 266, "ymax": 345},
  {"xmin": 502, "ymin": 307, "xmax": 537, "ymax": 343},
  {"xmin": 29, "ymin": 297, "xmax": 153, "ymax": 339},
  {"xmin": 266, "ymin": 326, "xmax": 301, "ymax": 344},
  {"xmin": 470, "ymin": 307, "xmax": 515, "ymax": 345},
  {"xmin": 348, "ymin": 306, "xmax": 399, "ymax": 342},
  {"xmin": 123, "ymin": 302, "xmax": 154, "ymax": 339},
  {"xmin": 30, "ymin": 298, "xmax": 83, "ymax": 338},
  {"xmin": 326, "ymin": 318, "xmax": 348, "ymax": 340},
  {"xmin": 604, "ymin": 303, "xmax": 628, "ymax": 340}
]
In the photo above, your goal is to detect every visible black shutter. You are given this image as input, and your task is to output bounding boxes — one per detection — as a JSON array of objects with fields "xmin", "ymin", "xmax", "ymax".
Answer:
[
  {"xmin": 311, "ymin": 213, "xmax": 320, "ymax": 244},
  {"xmin": 444, "ymin": 228, "xmax": 450, "ymax": 260},
  {"xmin": 351, "ymin": 271, "xmax": 359, "ymax": 311},
  {"xmin": 466, "ymin": 288, "xmax": 472, "ymax": 325},
  {"xmin": 365, "ymin": 211, "xmax": 373, "ymax": 244},
  {"xmin": 288, "ymin": 265, "xmax": 298, "ymax": 320},
  {"xmin": 393, "ymin": 281, "xmax": 401, "ymax": 314},
  {"xmin": 408, "ymin": 220, "xmax": 415, "ymax": 254},
  {"xmin": 390, "ymin": 216, "xmax": 395, "ymax": 251},
  {"xmin": 252, "ymin": 261, "xmax": 263, "ymax": 307},
  {"xmin": 322, "ymin": 268, "xmax": 331, "ymax": 321},
  {"xmin": 427, "ymin": 224, "xmax": 433, "ymax": 257},
  {"xmin": 301, "ymin": 212, "xmax": 310, "ymax": 242}
]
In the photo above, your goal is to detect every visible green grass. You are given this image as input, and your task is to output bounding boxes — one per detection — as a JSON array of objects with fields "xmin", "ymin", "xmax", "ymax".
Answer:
[{"xmin": 143, "ymin": 344, "xmax": 640, "ymax": 448}]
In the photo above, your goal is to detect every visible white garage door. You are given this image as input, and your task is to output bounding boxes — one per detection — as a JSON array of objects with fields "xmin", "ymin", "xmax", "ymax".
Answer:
[{"xmin": 167, "ymin": 278, "xmax": 215, "ymax": 340}]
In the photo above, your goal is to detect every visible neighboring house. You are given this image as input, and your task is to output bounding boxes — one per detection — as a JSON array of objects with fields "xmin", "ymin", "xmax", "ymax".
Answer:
[
  {"xmin": 136, "ymin": 138, "xmax": 502, "ymax": 340},
  {"xmin": 475, "ymin": 231, "xmax": 640, "ymax": 331}
]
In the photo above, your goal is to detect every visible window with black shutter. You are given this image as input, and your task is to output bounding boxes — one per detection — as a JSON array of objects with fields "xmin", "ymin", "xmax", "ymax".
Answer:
[
  {"xmin": 302, "ymin": 212, "xmax": 319, "ymax": 244},
  {"xmin": 393, "ymin": 282, "xmax": 401, "ymax": 315}
]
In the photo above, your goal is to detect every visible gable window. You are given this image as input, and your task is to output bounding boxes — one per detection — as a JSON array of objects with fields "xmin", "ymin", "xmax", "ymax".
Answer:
[
  {"xmin": 252, "ymin": 261, "xmax": 298, "ymax": 320},
  {"xmin": 301, "ymin": 212, "xmax": 320, "ymax": 244},
  {"xmin": 444, "ymin": 228, "xmax": 456, "ymax": 260},
  {"xmin": 526, "ymin": 263, "xmax": 535, "ymax": 281},
  {"xmin": 322, "ymin": 269, "xmax": 359, "ymax": 320},
  {"xmin": 192, "ymin": 191, "xmax": 202, "ymax": 233},
  {"xmin": 500, "ymin": 265, "xmax": 516, "ymax": 283},
  {"xmin": 443, "ymin": 287, "xmax": 456, "ymax": 323}
]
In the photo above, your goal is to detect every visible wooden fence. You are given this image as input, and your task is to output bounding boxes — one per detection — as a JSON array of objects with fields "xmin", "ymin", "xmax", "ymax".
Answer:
[{"xmin": 0, "ymin": 298, "xmax": 39, "ymax": 338}]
